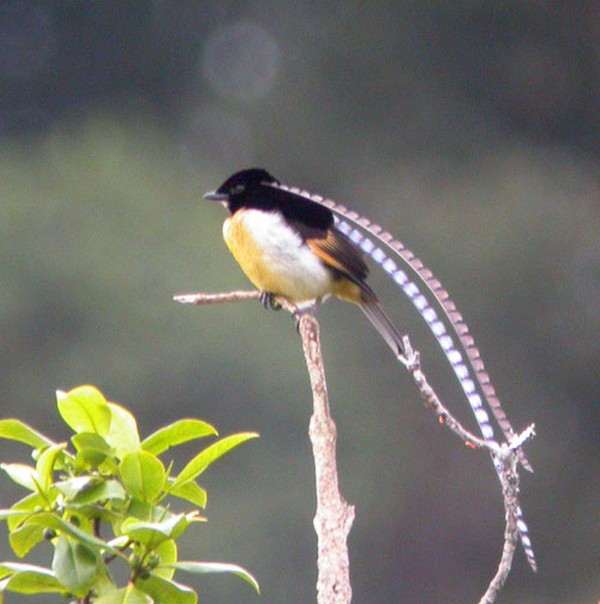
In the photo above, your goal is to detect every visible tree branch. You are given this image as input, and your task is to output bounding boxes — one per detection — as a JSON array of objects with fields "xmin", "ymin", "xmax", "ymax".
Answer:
[
  {"xmin": 175, "ymin": 290, "xmax": 534, "ymax": 603},
  {"xmin": 297, "ymin": 312, "xmax": 355, "ymax": 604}
]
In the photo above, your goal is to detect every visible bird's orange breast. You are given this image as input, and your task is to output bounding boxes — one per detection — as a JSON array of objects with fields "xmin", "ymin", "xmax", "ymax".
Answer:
[{"xmin": 223, "ymin": 214, "xmax": 278, "ymax": 293}]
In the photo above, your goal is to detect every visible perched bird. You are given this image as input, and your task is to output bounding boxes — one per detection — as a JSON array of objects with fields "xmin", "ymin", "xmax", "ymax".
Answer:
[
  {"xmin": 205, "ymin": 168, "xmax": 537, "ymax": 572},
  {"xmin": 204, "ymin": 168, "xmax": 404, "ymax": 356}
]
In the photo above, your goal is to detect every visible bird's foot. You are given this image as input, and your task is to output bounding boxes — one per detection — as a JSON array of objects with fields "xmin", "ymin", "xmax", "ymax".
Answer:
[{"xmin": 259, "ymin": 291, "xmax": 282, "ymax": 311}]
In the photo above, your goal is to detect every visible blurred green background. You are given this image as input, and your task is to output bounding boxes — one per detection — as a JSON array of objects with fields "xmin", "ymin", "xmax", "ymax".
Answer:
[{"xmin": 1, "ymin": 2, "xmax": 598, "ymax": 603}]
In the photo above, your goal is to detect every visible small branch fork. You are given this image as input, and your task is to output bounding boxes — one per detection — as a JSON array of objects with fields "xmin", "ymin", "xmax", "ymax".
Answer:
[{"xmin": 175, "ymin": 290, "xmax": 534, "ymax": 604}]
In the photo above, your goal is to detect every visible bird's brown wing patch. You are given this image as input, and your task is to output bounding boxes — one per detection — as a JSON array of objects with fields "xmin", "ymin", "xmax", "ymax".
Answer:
[{"xmin": 292, "ymin": 221, "xmax": 369, "ymax": 284}]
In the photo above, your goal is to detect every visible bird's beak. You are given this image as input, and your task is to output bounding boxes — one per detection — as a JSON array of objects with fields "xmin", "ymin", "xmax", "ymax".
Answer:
[{"xmin": 204, "ymin": 191, "xmax": 229, "ymax": 201}]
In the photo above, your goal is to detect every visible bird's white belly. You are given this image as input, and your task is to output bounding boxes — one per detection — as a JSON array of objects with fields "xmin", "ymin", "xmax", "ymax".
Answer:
[{"xmin": 223, "ymin": 209, "xmax": 332, "ymax": 301}]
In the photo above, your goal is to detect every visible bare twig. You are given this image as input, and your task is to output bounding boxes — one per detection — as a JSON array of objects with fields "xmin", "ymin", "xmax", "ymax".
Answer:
[
  {"xmin": 297, "ymin": 312, "xmax": 355, "ymax": 604},
  {"xmin": 397, "ymin": 336, "xmax": 490, "ymax": 450},
  {"xmin": 398, "ymin": 334, "xmax": 537, "ymax": 596},
  {"xmin": 176, "ymin": 290, "xmax": 534, "ymax": 603},
  {"xmin": 478, "ymin": 464, "xmax": 520, "ymax": 604},
  {"xmin": 174, "ymin": 290, "xmax": 260, "ymax": 305},
  {"xmin": 478, "ymin": 432, "xmax": 536, "ymax": 603}
]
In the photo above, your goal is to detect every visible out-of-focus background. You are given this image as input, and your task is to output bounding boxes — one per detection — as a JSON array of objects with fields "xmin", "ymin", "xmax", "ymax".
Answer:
[{"xmin": 1, "ymin": 2, "xmax": 598, "ymax": 603}]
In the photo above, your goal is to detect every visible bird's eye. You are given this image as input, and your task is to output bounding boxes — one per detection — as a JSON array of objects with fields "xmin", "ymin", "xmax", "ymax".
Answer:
[{"xmin": 231, "ymin": 184, "xmax": 245, "ymax": 194}]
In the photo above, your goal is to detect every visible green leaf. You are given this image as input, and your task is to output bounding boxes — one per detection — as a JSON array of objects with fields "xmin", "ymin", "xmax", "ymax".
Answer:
[
  {"xmin": 72, "ymin": 432, "xmax": 112, "ymax": 454},
  {"xmin": 141, "ymin": 420, "xmax": 218, "ymax": 456},
  {"xmin": 152, "ymin": 539, "xmax": 177, "ymax": 580},
  {"xmin": 120, "ymin": 512, "xmax": 198, "ymax": 548},
  {"xmin": 167, "ymin": 479, "xmax": 207, "ymax": 508},
  {"xmin": 0, "ymin": 563, "xmax": 62, "ymax": 594},
  {"xmin": 171, "ymin": 432, "xmax": 259, "ymax": 489},
  {"xmin": 0, "ymin": 420, "xmax": 53, "ymax": 449},
  {"xmin": 0, "ymin": 509, "xmax": 33, "ymax": 525},
  {"xmin": 107, "ymin": 402, "xmax": 141, "ymax": 457},
  {"xmin": 169, "ymin": 561, "xmax": 260, "ymax": 594},
  {"xmin": 26, "ymin": 513, "xmax": 121, "ymax": 556},
  {"xmin": 57, "ymin": 386, "xmax": 111, "ymax": 436},
  {"xmin": 0, "ymin": 463, "xmax": 39, "ymax": 492},
  {"xmin": 122, "ymin": 499, "xmax": 154, "ymax": 523},
  {"xmin": 54, "ymin": 476, "xmax": 100, "ymax": 499},
  {"xmin": 9, "ymin": 522, "xmax": 45, "ymax": 558},
  {"xmin": 119, "ymin": 451, "xmax": 165, "ymax": 503},
  {"xmin": 135, "ymin": 573, "xmax": 196, "ymax": 604},
  {"xmin": 52, "ymin": 534, "xmax": 99, "ymax": 597},
  {"xmin": 71, "ymin": 432, "xmax": 113, "ymax": 469},
  {"xmin": 95, "ymin": 585, "xmax": 152, "ymax": 604},
  {"xmin": 57, "ymin": 478, "xmax": 127, "ymax": 505},
  {"xmin": 35, "ymin": 443, "xmax": 67, "ymax": 492},
  {"xmin": 5, "ymin": 492, "xmax": 47, "ymax": 531}
]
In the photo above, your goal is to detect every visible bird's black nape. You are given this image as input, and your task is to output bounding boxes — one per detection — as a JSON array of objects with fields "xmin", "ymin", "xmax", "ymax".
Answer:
[{"xmin": 207, "ymin": 168, "xmax": 334, "ymax": 230}]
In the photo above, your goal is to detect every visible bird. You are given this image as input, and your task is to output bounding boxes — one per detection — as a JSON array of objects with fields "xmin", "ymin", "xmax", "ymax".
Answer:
[
  {"xmin": 204, "ymin": 169, "xmax": 538, "ymax": 571},
  {"xmin": 204, "ymin": 168, "xmax": 405, "ymax": 356}
]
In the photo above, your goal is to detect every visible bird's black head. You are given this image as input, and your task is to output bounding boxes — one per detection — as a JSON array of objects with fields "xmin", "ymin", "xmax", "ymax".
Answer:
[
  {"xmin": 204, "ymin": 168, "xmax": 279, "ymax": 212},
  {"xmin": 204, "ymin": 168, "xmax": 333, "ymax": 229}
]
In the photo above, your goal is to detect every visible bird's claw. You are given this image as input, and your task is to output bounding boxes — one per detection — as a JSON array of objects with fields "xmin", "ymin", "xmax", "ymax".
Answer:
[{"xmin": 259, "ymin": 291, "xmax": 282, "ymax": 311}]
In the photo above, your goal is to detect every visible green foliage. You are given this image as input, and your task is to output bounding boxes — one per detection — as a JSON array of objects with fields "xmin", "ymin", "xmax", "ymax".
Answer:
[{"xmin": 0, "ymin": 385, "xmax": 260, "ymax": 602}]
